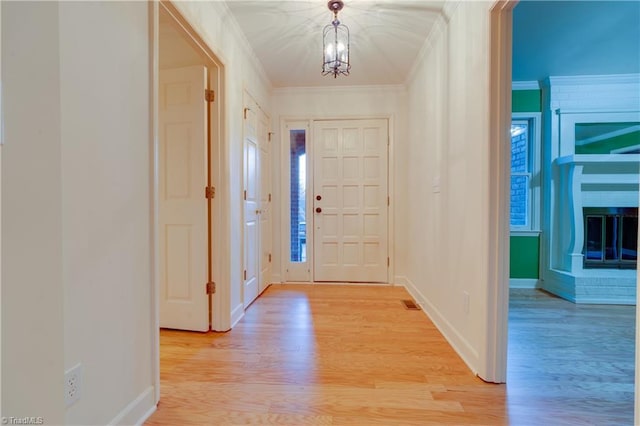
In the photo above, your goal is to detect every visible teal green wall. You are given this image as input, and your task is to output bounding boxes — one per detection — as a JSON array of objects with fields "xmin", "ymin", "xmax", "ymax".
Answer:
[
  {"xmin": 512, "ymin": 89, "xmax": 542, "ymax": 113},
  {"xmin": 510, "ymin": 88, "xmax": 542, "ymax": 280},
  {"xmin": 510, "ymin": 236, "xmax": 540, "ymax": 279}
]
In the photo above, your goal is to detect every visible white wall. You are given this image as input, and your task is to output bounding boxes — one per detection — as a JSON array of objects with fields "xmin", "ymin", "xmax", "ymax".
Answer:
[
  {"xmin": 271, "ymin": 85, "xmax": 408, "ymax": 282},
  {"xmin": 59, "ymin": 2, "xmax": 154, "ymax": 424},
  {"xmin": 2, "ymin": 3, "xmax": 65, "ymax": 422},
  {"xmin": 171, "ymin": 2, "xmax": 272, "ymax": 328},
  {"xmin": 2, "ymin": 2, "xmax": 155, "ymax": 424},
  {"xmin": 400, "ymin": 1, "xmax": 496, "ymax": 377}
]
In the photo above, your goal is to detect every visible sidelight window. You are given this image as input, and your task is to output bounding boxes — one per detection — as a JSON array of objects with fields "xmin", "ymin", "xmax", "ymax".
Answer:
[{"xmin": 290, "ymin": 129, "xmax": 307, "ymax": 262}]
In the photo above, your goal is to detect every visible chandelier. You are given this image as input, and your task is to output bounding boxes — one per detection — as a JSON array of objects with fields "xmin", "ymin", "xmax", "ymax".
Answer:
[{"xmin": 322, "ymin": 0, "xmax": 350, "ymax": 78}]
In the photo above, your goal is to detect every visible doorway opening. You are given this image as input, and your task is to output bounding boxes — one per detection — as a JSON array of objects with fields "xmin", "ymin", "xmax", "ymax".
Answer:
[{"xmin": 152, "ymin": 0, "xmax": 226, "ymax": 404}]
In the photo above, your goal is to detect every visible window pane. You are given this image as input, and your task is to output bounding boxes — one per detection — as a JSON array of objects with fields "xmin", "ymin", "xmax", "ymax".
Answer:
[
  {"xmin": 510, "ymin": 175, "xmax": 528, "ymax": 227},
  {"xmin": 604, "ymin": 216, "xmax": 619, "ymax": 260},
  {"xmin": 511, "ymin": 123, "xmax": 529, "ymax": 173},
  {"xmin": 290, "ymin": 129, "xmax": 306, "ymax": 262},
  {"xmin": 621, "ymin": 216, "xmax": 638, "ymax": 261},
  {"xmin": 584, "ymin": 216, "xmax": 604, "ymax": 261}
]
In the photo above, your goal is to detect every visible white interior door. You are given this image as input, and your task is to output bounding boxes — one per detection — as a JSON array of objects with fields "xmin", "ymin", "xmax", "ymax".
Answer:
[
  {"xmin": 313, "ymin": 119, "xmax": 389, "ymax": 282},
  {"xmin": 243, "ymin": 100, "xmax": 260, "ymax": 307},
  {"xmin": 159, "ymin": 65, "xmax": 209, "ymax": 331},
  {"xmin": 258, "ymin": 109, "xmax": 272, "ymax": 293}
]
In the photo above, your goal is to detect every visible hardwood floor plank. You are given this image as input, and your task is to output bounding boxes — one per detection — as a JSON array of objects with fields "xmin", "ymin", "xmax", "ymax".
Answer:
[{"xmin": 146, "ymin": 285, "xmax": 635, "ymax": 425}]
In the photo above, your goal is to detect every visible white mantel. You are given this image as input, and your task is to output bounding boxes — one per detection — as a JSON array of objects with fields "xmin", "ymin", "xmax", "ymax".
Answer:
[{"xmin": 542, "ymin": 74, "xmax": 640, "ymax": 304}]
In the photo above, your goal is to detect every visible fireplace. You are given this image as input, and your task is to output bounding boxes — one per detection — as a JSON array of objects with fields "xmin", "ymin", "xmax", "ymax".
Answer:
[{"xmin": 583, "ymin": 207, "xmax": 638, "ymax": 269}]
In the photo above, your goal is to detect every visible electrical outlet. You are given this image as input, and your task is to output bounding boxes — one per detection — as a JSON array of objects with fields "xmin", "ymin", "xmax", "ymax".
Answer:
[{"xmin": 65, "ymin": 363, "xmax": 83, "ymax": 407}]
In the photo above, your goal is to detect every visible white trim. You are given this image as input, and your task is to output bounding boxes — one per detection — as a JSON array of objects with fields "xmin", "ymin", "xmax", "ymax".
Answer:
[
  {"xmin": 230, "ymin": 303, "xmax": 245, "ymax": 329},
  {"xmin": 405, "ymin": 12, "xmax": 448, "ymax": 86},
  {"xmin": 485, "ymin": 0, "xmax": 515, "ymax": 384},
  {"xmin": 273, "ymin": 84, "xmax": 406, "ymax": 96},
  {"xmin": 214, "ymin": 2, "xmax": 272, "ymax": 92},
  {"xmin": 509, "ymin": 278, "xmax": 539, "ymax": 289},
  {"xmin": 548, "ymin": 74, "xmax": 640, "ymax": 87},
  {"xmin": 399, "ymin": 276, "xmax": 479, "ymax": 376},
  {"xmin": 280, "ymin": 119, "xmax": 312, "ymax": 282},
  {"xmin": 387, "ymin": 115, "xmax": 395, "ymax": 284},
  {"xmin": 576, "ymin": 295, "xmax": 637, "ymax": 305},
  {"xmin": 149, "ymin": 0, "xmax": 160, "ymax": 405},
  {"xmin": 612, "ymin": 144, "xmax": 640, "ymax": 154},
  {"xmin": 511, "ymin": 112, "xmax": 542, "ymax": 232},
  {"xmin": 280, "ymin": 115, "xmax": 395, "ymax": 285},
  {"xmin": 512, "ymin": 81, "xmax": 540, "ymax": 91},
  {"xmin": 510, "ymin": 230, "xmax": 541, "ymax": 237},
  {"xmin": 107, "ymin": 386, "xmax": 156, "ymax": 426},
  {"xmin": 636, "ymin": 265, "xmax": 640, "ymax": 426}
]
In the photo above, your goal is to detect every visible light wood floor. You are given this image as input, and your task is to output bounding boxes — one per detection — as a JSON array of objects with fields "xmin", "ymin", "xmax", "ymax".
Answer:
[{"xmin": 145, "ymin": 284, "xmax": 635, "ymax": 425}]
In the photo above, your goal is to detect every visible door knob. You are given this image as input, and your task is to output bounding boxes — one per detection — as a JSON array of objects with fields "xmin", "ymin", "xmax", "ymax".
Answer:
[{"xmin": 315, "ymin": 207, "xmax": 322, "ymax": 213}]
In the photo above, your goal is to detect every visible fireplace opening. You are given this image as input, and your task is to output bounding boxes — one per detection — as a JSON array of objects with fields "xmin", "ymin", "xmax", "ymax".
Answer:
[{"xmin": 583, "ymin": 207, "xmax": 638, "ymax": 269}]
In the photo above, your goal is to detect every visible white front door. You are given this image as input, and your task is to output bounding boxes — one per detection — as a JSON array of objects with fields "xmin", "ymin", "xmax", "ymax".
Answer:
[
  {"xmin": 159, "ymin": 65, "xmax": 209, "ymax": 331},
  {"xmin": 313, "ymin": 119, "xmax": 389, "ymax": 283}
]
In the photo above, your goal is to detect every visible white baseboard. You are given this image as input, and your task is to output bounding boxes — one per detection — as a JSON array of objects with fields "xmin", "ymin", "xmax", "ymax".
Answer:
[
  {"xmin": 230, "ymin": 303, "xmax": 245, "ymax": 328},
  {"xmin": 509, "ymin": 278, "xmax": 540, "ymax": 289},
  {"xmin": 397, "ymin": 275, "xmax": 480, "ymax": 376},
  {"xmin": 108, "ymin": 385, "xmax": 156, "ymax": 426},
  {"xmin": 394, "ymin": 275, "xmax": 409, "ymax": 287}
]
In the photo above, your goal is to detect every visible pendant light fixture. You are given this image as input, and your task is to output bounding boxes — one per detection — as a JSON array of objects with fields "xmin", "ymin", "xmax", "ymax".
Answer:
[{"xmin": 322, "ymin": 0, "xmax": 350, "ymax": 78}]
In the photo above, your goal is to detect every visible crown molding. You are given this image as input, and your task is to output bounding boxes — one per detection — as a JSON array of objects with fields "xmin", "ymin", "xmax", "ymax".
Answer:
[
  {"xmin": 272, "ymin": 84, "xmax": 407, "ymax": 96},
  {"xmin": 512, "ymin": 81, "xmax": 540, "ymax": 91},
  {"xmin": 544, "ymin": 74, "xmax": 640, "ymax": 87}
]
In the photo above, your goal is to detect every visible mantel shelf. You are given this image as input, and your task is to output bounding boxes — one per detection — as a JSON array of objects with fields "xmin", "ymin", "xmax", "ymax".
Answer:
[{"xmin": 556, "ymin": 154, "xmax": 640, "ymax": 166}]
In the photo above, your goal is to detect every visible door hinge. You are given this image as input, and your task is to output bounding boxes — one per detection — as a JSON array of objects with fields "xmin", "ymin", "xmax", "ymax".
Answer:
[
  {"xmin": 205, "ymin": 89, "xmax": 215, "ymax": 103},
  {"xmin": 268, "ymin": 253, "xmax": 272, "ymax": 263},
  {"xmin": 268, "ymin": 193, "xmax": 272, "ymax": 202},
  {"xmin": 206, "ymin": 281, "xmax": 216, "ymax": 294},
  {"xmin": 244, "ymin": 190, "xmax": 247, "ymax": 201},
  {"xmin": 387, "ymin": 195, "xmax": 390, "ymax": 206},
  {"xmin": 387, "ymin": 257, "xmax": 390, "ymax": 267},
  {"xmin": 205, "ymin": 186, "xmax": 216, "ymax": 199},
  {"xmin": 268, "ymin": 132, "xmax": 274, "ymax": 142},
  {"xmin": 243, "ymin": 107, "xmax": 250, "ymax": 119},
  {"xmin": 243, "ymin": 270, "xmax": 247, "ymax": 280}
]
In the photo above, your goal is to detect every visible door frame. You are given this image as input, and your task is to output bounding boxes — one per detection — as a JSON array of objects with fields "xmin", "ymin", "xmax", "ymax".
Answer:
[
  {"xmin": 150, "ymin": 0, "xmax": 227, "ymax": 404},
  {"xmin": 484, "ymin": 0, "xmax": 516, "ymax": 383},
  {"xmin": 241, "ymin": 90, "xmax": 272, "ymax": 304},
  {"xmin": 279, "ymin": 115, "xmax": 395, "ymax": 285}
]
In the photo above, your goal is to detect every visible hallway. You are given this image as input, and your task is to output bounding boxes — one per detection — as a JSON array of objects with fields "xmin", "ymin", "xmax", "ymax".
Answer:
[{"xmin": 146, "ymin": 285, "xmax": 634, "ymax": 425}]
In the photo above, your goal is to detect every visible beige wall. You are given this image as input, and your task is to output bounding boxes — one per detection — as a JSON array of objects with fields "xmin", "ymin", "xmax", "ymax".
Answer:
[
  {"xmin": 2, "ymin": 1, "xmax": 154, "ymax": 424},
  {"xmin": 400, "ymin": 1, "xmax": 495, "ymax": 376},
  {"xmin": 2, "ymin": 2, "xmax": 65, "ymax": 422},
  {"xmin": 59, "ymin": 2, "xmax": 153, "ymax": 424}
]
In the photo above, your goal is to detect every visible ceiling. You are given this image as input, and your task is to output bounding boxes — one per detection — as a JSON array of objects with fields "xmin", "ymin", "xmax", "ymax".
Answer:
[
  {"xmin": 224, "ymin": 0, "xmax": 445, "ymax": 88},
  {"xmin": 221, "ymin": 1, "xmax": 639, "ymax": 88},
  {"xmin": 513, "ymin": 1, "xmax": 640, "ymax": 82}
]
